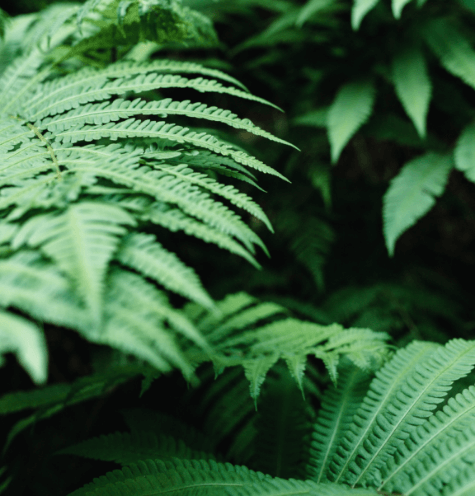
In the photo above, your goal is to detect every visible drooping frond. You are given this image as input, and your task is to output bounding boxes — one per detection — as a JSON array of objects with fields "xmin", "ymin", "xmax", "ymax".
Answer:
[{"xmin": 183, "ymin": 293, "xmax": 389, "ymax": 400}]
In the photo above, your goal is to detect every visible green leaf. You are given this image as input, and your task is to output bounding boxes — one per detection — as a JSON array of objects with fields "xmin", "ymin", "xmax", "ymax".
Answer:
[
  {"xmin": 383, "ymin": 152, "xmax": 453, "ymax": 257},
  {"xmin": 391, "ymin": 44, "xmax": 431, "ymax": 137},
  {"xmin": 455, "ymin": 121, "xmax": 475, "ymax": 182},
  {"xmin": 0, "ymin": 310, "xmax": 47, "ymax": 384},
  {"xmin": 296, "ymin": 0, "xmax": 336, "ymax": 27},
  {"xmin": 327, "ymin": 79, "xmax": 376, "ymax": 163},
  {"xmin": 243, "ymin": 355, "xmax": 279, "ymax": 408},
  {"xmin": 392, "ymin": 0, "xmax": 413, "ymax": 18},
  {"xmin": 424, "ymin": 19, "xmax": 475, "ymax": 90},
  {"xmin": 351, "ymin": 0, "xmax": 381, "ymax": 30}
]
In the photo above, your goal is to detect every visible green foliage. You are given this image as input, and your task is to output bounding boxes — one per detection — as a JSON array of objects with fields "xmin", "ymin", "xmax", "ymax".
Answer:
[
  {"xmin": 2, "ymin": 0, "xmax": 475, "ymax": 495},
  {"xmin": 16, "ymin": 339, "xmax": 475, "ymax": 496}
]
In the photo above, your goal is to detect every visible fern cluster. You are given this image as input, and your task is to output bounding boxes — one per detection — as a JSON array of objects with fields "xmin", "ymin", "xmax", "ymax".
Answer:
[{"xmin": 22, "ymin": 338, "xmax": 475, "ymax": 496}]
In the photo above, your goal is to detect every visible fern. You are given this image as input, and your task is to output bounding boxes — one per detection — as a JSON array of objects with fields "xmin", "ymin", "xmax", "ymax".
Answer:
[
  {"xmin": 0, "ymin": 0, "xmax": 292, "ymax": 380},
  {"xmin": 56, "ymin": 338, "xmax": 475, "ymax": 496}
]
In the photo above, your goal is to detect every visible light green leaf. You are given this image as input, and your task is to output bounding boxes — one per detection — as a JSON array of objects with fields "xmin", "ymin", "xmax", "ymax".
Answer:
[
  {"xmin": 327, "ymin": 79, "xmax": 375, "ymax": 163},
  {"xmin": 392, "ymin": 44, "xmax": 431, "ymax": 137},
  {"xmin": 424, "ymin": 19, "xmax": 475, "ymax": 90},
  {"xmin": 0, "ymin": 310, "xmax": 47, "ymax": 384},
  {"xmin": 392, "ymin": 0, "xmax": 413, "ymax": 18},
  {"xmin": 455, "ymin": 121, "xmax": 475, "ymax": 182},
  {"xmin": 352, "ymin": 0, "xmax": 381, "ymax": 30},
  {"xmin": 383, "ymin": 152, "xmax": 453, "ymax": 257}
]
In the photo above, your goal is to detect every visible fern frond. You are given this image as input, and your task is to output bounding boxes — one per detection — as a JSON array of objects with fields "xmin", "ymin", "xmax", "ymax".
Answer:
[
  {"xmin": 327, "ymin": 79, "xmax": 375, "ymax": 163},
  {"xmin": 39, "ymin": 98, "xmax": 293, "ymax": 148},
  {"xmin": 26, "ymin": 72, "xmax": 280, "ymax": 121},
  {"xmin": 12, "ymin": 202, "xmax": 136, "ymax": 328},
  {"xmin": 381, "ymin": 385, "xmax": 475, "ymax": 494},
  {"xmin": 141, "ymin": 202, "xmax": 261, "ymax": 268},
  {"xmin": 0, "ymin": 251, "xmax": 90, "ymax": 333},
  {"xmin": 116, "ymin": 232, "xmax": 214, "ymax": 309},
  {"xmin": 62, "ymin": 150, "xmax": 266, "ymax": 254},
  {"xmin": 309, "ymin": 362, "xmax": 371, "ymax": 483},
  {"xmin": 0, "ymin": 309, "xmax": 47, "ymax": 385},
  {"xmin": 61, "ymin": 430, "xmax": 216, "ymax": 465},
  {"xmin": 52, "ymin": 118, "xmax": 287, "ymax": 180},
  {"xmin": 327, "ymin": 340, "xmax": 439, "ymax": 483},
  {"xmin": 148, "ymin": 163, "xmax": 272, "ymax": 230},
  {"xmin": 330, "ymin": 340, "xmax": 475, "ymax": 487},
  {"xmin": 66, "ymin": 456, "xmax": 379, "ymax": 496},
  {"xmin": 383, "ymin": 152, "xmax": 453, "ymax": 257}
]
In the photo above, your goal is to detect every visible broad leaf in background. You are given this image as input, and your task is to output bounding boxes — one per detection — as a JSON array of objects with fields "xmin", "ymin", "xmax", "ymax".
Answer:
[
  {"xmin": 351, "ymin": 0, "xmax": 380, "ymax": 30},
  {"xmin": 383, "ymin": 152, "xmax": 453, "ymax": 256},
  {"xmin": 327, "ymin": 79, "xmax": 375, "ymax": 163},
  {"xmin": 455, "ymin": 121, "xmax": 475, "ymax": 182},
  {"xmin": 392, "ymin": 43, "xmax": 431, "ymax": 137}
]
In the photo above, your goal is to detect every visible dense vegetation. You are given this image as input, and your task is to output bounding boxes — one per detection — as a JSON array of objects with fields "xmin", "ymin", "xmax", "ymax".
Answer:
[{"xmin": 2, "ymin": 0, "xmax": 475, "ymax": 494}]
